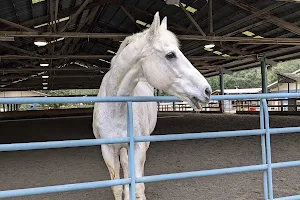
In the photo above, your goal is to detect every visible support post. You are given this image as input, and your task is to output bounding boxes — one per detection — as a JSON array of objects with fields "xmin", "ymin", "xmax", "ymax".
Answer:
[
  {"xmin": 208, "ymin": 0, "xmax": 213, "ymax": 34},
  {"xmin": 259, "ymin": 55, "xmax": 273, "ymax": 199},
  {"xmin": 260, "ymin": 56, "xmax": 267, "ymax": 94},
  {"xmin": 219, "ymin": 70, "xmax": 225, "ymax": 113}
]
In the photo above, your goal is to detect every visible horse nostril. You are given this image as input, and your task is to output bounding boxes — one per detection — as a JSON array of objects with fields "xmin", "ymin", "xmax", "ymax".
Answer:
[{"xmin": 205, "ymin": 87, "xmax": 211, "ymax": 97}]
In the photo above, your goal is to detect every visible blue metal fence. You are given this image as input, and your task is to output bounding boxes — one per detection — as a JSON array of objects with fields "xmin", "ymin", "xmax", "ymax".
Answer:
[{"xmin": 0, "ymin": 93, "xmax": 300, "ymax": 200}]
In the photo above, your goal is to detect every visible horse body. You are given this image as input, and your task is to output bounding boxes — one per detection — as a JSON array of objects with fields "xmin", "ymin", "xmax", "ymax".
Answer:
[
  {"xmin": 93, "ymin": 12, "xmax": 211, "ymax": 200},
  {"xmin": 93, "ymin": 55, "xmax": 157, "ymax": 200}
]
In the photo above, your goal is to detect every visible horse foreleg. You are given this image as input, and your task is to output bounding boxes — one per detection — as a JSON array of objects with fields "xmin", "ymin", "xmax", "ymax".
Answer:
[
  {"xmin": 101, "ymin": 144, "xmax": 123, "ymax": 200},
  {"xmin": 134, "ymin": 142, "xmax": 150, "ymax": 200},
  {"xmin": 120, "ymin": 148, "xmax": 129, "ymax": 200}
]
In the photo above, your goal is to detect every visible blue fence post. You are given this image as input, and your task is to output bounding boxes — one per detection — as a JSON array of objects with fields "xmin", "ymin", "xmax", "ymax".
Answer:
[
  {"xmin": 262, "ymin": 99, "xmax": 274, "ymax": 200},
  {"xmin": 260, "ymin": 100, "xmax": 268, "ymax": 200},
  {"xmin": 127, "ymin": 102, "xmax": 136, "ymax": 200}
]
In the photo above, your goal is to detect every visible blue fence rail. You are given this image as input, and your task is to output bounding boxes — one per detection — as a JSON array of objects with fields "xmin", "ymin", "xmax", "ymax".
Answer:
[{"xmin": 0, "ymin": 93, "xmax": 300, "ymax": 200}]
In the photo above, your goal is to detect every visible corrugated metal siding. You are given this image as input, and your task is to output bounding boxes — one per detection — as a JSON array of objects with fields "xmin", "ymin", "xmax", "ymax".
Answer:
[
  {"xmin": 13, "ymin": 0, "xmax": 32, "ymax": 22},
  {"xmin": 61, "ymin": 0, "xmax": 73, "ymax": 10},
  {"xmin": 0, "ymin": 0, "xmax": 17, "ymax": 22},
  {"xmin": 32, "ymin": 1, "xmax": 47, "ymax": 18}
]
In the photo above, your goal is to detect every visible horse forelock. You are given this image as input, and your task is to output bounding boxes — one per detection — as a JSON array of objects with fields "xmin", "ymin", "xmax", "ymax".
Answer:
[
  {"xmin": 110, "ymin": 30, "xmax": 148, "ymax": 69},
  {"xmin": 160, "ymin": 29, "xmax": 180, "ymax": 48},
  {"xmin": 110, "ymin": 28, "xmax": 180, "ymax": 69}
]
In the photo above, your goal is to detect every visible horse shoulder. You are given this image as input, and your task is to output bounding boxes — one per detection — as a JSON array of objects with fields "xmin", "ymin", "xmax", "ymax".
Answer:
[{"xmin": 133, "ymin": 82, "xmax": 158, "ymax": 135}]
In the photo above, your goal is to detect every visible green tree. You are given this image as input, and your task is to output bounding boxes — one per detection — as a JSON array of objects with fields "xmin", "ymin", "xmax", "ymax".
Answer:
[{"xmin": 207, "ymin": 59, "xmax": 300, "ymax": 91}]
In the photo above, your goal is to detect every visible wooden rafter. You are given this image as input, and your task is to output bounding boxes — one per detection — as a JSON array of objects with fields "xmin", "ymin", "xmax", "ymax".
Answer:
[
  {"xmin": 225, "ymin": 0, "xmax": 300, "ymax": 35},
  {"xmin": 59, "ymin": 0, "xmax": 91, "ymax": 32},
  {"xmin": 187, "ymin": 3, "xmax": 208, "ymax": 32},
  {"xmin": 120, "ymin": 6, "xmax": 142, "ymax": 31},
  {"xmin": 208, "ymin": 0, "xmax": 213, "ymax": 34},
  {"xmin": 0, "ymin": 42, "xmax": 39, "ymax": 56},
  {"xmin": 216, "ymin": 2, "xmax": 286, "ymax": 35},
  {"xmin": 0, "ymin": 18, "xmax": 36, "ymax": 32},
  {"xmin": 3, "ymin": 0, "xmax": 119, "ymax": 32},
  {"xmin": 54, "ymin": 0, "xmax": 60, "ymax": 32},
  {"xmin": 0, "ymin": 54, "xmax": 251, "ymax": 61},
  {"xmin": 179, "ymin": 3, "xmax": 206, "ymax": 36},
  {"xmin": 3, "ymin": 31, "xmax": 300, "ymax": 44}
]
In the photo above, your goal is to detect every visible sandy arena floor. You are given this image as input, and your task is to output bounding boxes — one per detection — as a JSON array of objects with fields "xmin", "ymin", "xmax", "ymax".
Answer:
[{"xmin": 1, "ymin": 113, "xmax": 300, "ymax": 200}]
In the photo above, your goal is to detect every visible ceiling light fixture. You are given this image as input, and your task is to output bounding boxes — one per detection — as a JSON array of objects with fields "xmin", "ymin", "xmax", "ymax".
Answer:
[
  {"xmin": 204, "ymin": 43, "xmax": 215, "ymax": 49},
  {"xmin": 34, "ymin": 38, "xmax": 47, "ymax": 46},
  {"xmin": 40, "ymin": 63, "xmax": 49, "ymax": 67}
]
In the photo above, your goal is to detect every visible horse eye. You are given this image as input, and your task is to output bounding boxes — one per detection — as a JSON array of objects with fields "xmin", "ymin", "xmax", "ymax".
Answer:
[{"xmin": 165, "ymin": 52, "xmax": 176, "ymax": 60}]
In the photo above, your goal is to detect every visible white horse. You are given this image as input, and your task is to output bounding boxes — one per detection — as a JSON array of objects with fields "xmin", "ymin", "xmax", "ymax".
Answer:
[{"xmin": 93, "ymin": 12, "xmax": 212, "ymax": 200}]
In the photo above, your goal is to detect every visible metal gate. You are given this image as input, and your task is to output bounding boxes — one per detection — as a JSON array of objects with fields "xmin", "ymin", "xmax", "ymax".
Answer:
[{"xmin": 0, "ymin": 93, "xmax": 300, "ymax": 200}]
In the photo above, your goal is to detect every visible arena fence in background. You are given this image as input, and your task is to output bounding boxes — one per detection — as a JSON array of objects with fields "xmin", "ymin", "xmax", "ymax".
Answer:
[{"xmin": 0, "ymin": 93, "xmax": 300, "ymax": 200}]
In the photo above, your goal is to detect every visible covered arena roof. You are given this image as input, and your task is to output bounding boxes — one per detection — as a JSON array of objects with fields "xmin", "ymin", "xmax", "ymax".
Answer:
[
  {"xmin": 1, "ymin": 0, "xmax": 300, "ymax": 91},
  {"xmin": 277, "ymin": 69, "xmax": 300, "ymax": 83}
]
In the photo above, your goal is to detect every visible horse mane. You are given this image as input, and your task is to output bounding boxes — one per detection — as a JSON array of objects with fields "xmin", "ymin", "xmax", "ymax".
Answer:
[{"xmin": 110, "ymin": 30, "xmax": 148, "ymax": 69}]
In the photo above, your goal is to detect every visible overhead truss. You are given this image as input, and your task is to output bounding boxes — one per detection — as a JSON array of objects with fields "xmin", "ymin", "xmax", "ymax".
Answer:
[{"xmin": 1, "ymin": 0, "xmax": 300, "ymax": 91}]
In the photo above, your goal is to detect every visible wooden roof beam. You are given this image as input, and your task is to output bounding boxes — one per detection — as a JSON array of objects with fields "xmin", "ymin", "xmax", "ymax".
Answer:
[
  {"xmin": 0, "ymin": 42, "xmax": 39, "ymax": 56},
  {"xmin": 0, "ymin": 18, "xmax": 36, "ymax": 32},
  {"xmin": 120, "ymin": 6, "xmax": 142, "ymax": 31},
  {"xmin": 58, "ymin": 7, "xmax": 99, "ymax": 55},
  {"xmin": 0, "ymin": 54, "xmax": 254, "ymax": 61},
  {"xmin": 4, "ymin": 31, "xmax": 300, "ymax": 44},
  {"xmin": 179, "ymin": 3, "xmax": 206, "ymax": 36},
  {"xmin": 0, "ymin": 67, "xmax": 108, "ymax": 73},
  {"xmin": 208, "ymin": 0, "xmax": 213, "ymax": 34},
  {"xmin": 225, "ymin": 0, "xmax": 300, "ymax": 35},
  {"xmin": 276, "ymin": 0, "xmax": 300, "ymax": 2},
  {"xmin": 218, "ymin": 42, "xmax": 250, "ymax": 55},
  {"xmin": 0, "ymin": 85, "xmax": 101, "ymax": 91},
  {"xmin": 186, "ymin": 3, "xmax": 208, "ymax": 32},
  {"xmin": 54, "ymin": 0, "xmax": 60, "ymax": 32},
  {"xmin": 176, "ymin": 1, "xmax": 250, "ymax": 57},
  {"xmin": 2, "ymin": 0, "xmax": 121, "ymax": 31},
  {"xmin": 0, "ymin": 74, "xmax": 104, "ymax": 80},
  {"xmin": 216, "ymin": 2, "xmax": 286, "ymax": 35},
  {"xmin": 59, "ymin": 0, "xmax": 92, "ymax": 32}
]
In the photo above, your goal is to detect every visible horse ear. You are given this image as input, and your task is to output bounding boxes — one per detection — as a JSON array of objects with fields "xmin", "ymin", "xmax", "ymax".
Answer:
[
  {"xmin": 161, "ymin": 16, "xmax": 167, "ymax": 30},
  {"xmin": 149, "ymin": 12, "xmax": 160, "ymax": 36}
]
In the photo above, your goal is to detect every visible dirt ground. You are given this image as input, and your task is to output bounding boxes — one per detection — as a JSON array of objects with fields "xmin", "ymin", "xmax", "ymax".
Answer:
[{"xmin": 1, "ymin": 113, "xmax": 300, "ymax": 200}]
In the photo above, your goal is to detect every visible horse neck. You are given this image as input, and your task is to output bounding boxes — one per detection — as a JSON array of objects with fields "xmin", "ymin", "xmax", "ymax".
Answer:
[
  {"xmin": 107, "ymin": 63, "xmax": 141, "ymax": 97},
  {"xmin": 105, "ymin": 40, "xmax": 146, "ymax": 97}
]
